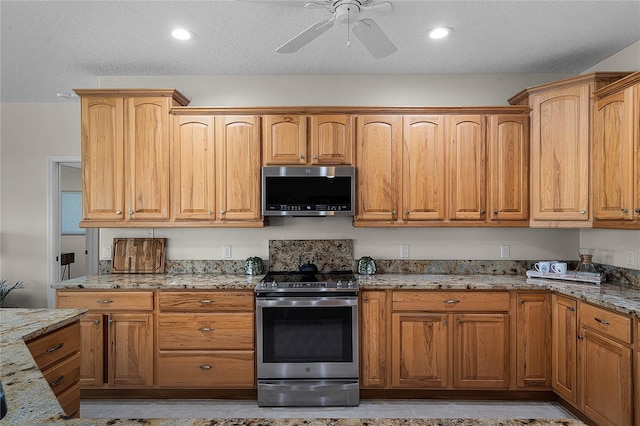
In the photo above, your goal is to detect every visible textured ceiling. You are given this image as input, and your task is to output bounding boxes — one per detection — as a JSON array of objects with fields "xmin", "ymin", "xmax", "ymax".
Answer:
[{"xmin": 1, "ymin": 0, "xmax": 639, "ymax": 102}]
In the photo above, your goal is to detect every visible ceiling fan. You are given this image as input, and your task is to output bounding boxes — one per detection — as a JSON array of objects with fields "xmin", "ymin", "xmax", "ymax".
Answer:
[{"xmin": 276, "ymin": 0, "xmax": 397, "ymax": 59}]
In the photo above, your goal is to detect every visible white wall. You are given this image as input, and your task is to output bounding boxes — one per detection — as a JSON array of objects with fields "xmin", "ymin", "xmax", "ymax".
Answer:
[{"xmin": 582, "ymin": 41, "xmax": 640, "ymax": 73}]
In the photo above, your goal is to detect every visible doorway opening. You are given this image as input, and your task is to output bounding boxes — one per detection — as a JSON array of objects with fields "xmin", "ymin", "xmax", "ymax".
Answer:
[{"xmin": 47, "ymin": 157, "xmax": 98, "ymax": 308}]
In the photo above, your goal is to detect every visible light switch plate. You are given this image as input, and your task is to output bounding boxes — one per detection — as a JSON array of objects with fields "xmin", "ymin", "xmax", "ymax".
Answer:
[
  {"xmin": 101, "ymin": 245, "xmax": 112, "ymax": 259},
  {"xmin": 500, "ymin": 245, "xmax": 510, "ymax": 258},
  {"xmin": 400, "ymin": 244, "xmax": 410, "ymax": 258},
  {"xmin": 223, "ymin": 245, "xmax": 232, "ymax": 258},
  {"xmin": 626, "ymin": 250, "xmax": 635, "ymax": 266}
]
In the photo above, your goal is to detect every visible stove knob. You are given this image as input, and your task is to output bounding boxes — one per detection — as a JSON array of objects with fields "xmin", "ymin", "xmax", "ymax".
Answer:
[
  {"xmin": 336, "ymin": 280, "xmax": 343, "ymax": 287},
  {"xmin": 271, "ymin": 280, "xmax": 277, "ymax": 288},
  {"xmin": 347, "ymin": 280, "xmax": 354, "ymax": 287},
  {"xmin": 260, "ymin": 281, "xmax": 266, "ymax": 288}
]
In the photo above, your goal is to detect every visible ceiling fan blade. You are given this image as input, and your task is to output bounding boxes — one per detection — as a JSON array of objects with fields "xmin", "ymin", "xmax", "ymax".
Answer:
[
  {"xmin": 276, "ymin": 18, "xmax": 335, "ymax": 53},
  {"xmin": 352, "ymin": 18, "xmax": 397, "ymax": 58},
  {"xmin": 304, "ymin": 1, "xmax": 329, "ymax": 9},
  {"xmin": 362, "ymin": 1, "xmax": 393, "ymax": 14}
]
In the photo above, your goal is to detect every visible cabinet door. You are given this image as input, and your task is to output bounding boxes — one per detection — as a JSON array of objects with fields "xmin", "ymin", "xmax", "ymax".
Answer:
[
  {"xmin": 81, "ymin": 97, "xmax": 125, "ymax": 221},
  {"xmin": 310, "ymin": 115, "xmax": 354, "ymax": 165},
  {"xmin": 516, "ymin": 293, "xmax": 551, "ymax": 388},
  {"xmin": 356, "ymin": 115, "xmax": 402, "ymax": 221},
  {"xmin": 530, "ymin": 84, "xmax": 590, "ymax": 221},
  {"xmin": 263, "ymin": 115, "xmax": 307, "ymax": 164},
  {"xmin": 171, "ymin": 115, "xmax": 217, "ymax": 220},
  {"xmin": 453, "ymin": 313, "xmax": 509, "ymax": 389},
  {"xmin": 79, "ymin": 314, "xmax": 104, "ymax": 387},
  {"xmin": 593, "ymin": 90, "xmax": 634, "ymax": 221},
  {"xmin": 447, "ymin": 115, "xmax": 486, "ymax": 221},
  {"xmin": 360, "ymin": 291, "xmax": 388, "ymax": 388},
  {"xmin": 580, "ymin": 328, "xmax": 633, "ymax": 426},
  {"xmin": 216, "ymin": 116, "xmax": 261, "ymax": 221},
  {"xmin": 125, "ymin": 97, "xmax": 171, "ymax": 221},
  {"xmin": 108, "ymin": 313, "xmax": 154, "ymax": 387},
  {"xmin": 552, "ymin": 295, "xmax": 578, "ymax": 405},
  {"xmin": 392, "ymin": 313, "xmax": 449, "ymax": 388},
  {"xmin": 488, "ymin": 115, "xmax": 529, "ymax": 221},
  {"xmin": 402, "ymin": 116, "xmax": 446, "ymax": 221}
]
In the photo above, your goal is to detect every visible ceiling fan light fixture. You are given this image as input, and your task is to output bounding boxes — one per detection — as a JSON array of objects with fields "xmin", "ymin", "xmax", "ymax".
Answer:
[
  {"xmin": 428, "ymin": 26, "xmax": 452, "ymax": 39},
  {"xmin": 171, "ymin": 28, "xmax": 192, "ymax": 41}
]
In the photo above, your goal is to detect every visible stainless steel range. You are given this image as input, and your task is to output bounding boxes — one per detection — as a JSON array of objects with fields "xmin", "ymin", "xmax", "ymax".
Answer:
[{"xmin": 255, "ymin": 271, "xmax": 359, "ymax": 407}]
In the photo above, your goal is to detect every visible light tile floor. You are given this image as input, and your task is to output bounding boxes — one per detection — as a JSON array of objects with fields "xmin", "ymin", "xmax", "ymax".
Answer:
[{"xmin": 81, "ymin": 399, "xmax": 578, "ymax": 420}]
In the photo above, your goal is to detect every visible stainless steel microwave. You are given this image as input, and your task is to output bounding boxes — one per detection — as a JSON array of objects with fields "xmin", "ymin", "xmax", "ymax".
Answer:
[{"xmin": 262, "ymin": 166, "xmax": 355, "ymax": 216}]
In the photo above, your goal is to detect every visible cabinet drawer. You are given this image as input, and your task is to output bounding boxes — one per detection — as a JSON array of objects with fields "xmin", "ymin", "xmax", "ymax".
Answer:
[
  {"xmin": 579, "ymin": 302, "xmax": 632, "ymax": 344},
  {"xmin": 42, "ymin": 352, "xmax": 80, "ymax": 396},
  {"xmin": 158, "ymin": 313, "xmax": 254, "ymax": 350},
  {"xmin": 57, "ymin": 291, "xmax": 154, "ymax": 311},
  {"xmin": 392, "ymin": 291, "xmax": 510, "ymax": 312},
  {"xmin": 27, "ymin": 322, "xmax": 80, "ymax": 371},
  {"xmin": 57, "ymin": 381, "xmax": 80, "ymax": 417},
  {"xmin": 159, "ymin": 291, "xmax": 254, "ymax": 312},
  {"xmin": 158, "ymin": 350, "xmax": 255, "ymax": 388}
]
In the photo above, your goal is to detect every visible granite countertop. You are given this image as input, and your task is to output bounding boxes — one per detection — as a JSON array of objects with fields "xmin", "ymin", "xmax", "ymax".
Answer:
[{"xmin": 53, "ymin": 273, "xmax": 640, "ymax": 318}]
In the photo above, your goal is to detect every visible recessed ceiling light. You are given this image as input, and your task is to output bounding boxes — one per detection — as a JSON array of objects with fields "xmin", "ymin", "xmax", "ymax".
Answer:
[
  {"xmin": 171, "ymin": 28, "xmax": 192, "ymax": 40},
  {"xmin": 428, "ymin": 27, "xmax": 452, "ymax": 39}
]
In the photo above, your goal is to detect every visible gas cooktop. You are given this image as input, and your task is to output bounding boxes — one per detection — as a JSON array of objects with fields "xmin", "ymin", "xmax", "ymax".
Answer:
[{"xmin": 255, "ymin": 271, "xmax": 358, "ymax": 292}]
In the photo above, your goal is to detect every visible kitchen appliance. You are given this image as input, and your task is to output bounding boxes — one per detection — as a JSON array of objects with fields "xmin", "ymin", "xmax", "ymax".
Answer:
[
  {"xmin": 262, "ymin": 166, "xmax": 355, "ymax": 217},
  {"xmin": 255, "ymin": 270, "xmax": 359, "ymax": 406}
]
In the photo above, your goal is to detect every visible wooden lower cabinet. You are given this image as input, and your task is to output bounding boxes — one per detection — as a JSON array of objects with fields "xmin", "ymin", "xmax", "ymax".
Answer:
[
  {"xmin": 391, "ymin": 313, "xmax": 449, "ymax": 388},
  {"xmin": 578, "ymin": 303, "xmax": 633, "ymax": 426},
  {"xmin": 360, "ymin": 290, "xmax": 389, "ymax": 388},
  {"xmin": 552, "ymin": 294, "xmax": 578, "ymax": 404},
  {"xmin": 516, "ymin": 292, "xmax": 551, "ymax": 388},
  {"xmin": 56, "ymin": 290, "xmax": 155, "ymax": 389},
  {"xmin": 389, "ymin": 291, "xmax": 510, "ymax": 390},
  {"xmin": 454, "ymin": 313, "xmax": 510, "ymax": 389},
  {"xmin": 26, "ymin": 321, "xmax": 81, "ymax": 417},
  {"xmin": 157, "ymin": 290, "xmax": 255, "ymax": 389}
]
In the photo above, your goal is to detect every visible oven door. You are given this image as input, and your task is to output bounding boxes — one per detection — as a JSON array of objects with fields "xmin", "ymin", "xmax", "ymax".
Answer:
[{"xmin": 256, "ymin": 295, "xmax": 358, "ymax": 379}]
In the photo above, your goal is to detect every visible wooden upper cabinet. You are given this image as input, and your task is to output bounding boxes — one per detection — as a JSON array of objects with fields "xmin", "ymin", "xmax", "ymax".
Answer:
[
  {"xmin": 262, "ymin": 115, "xmax": 307, "ymax": 165},
  {"xmin": 356, "ymin": 115, "xmax": 402, "ymax": 222},
  {"xmin": 592, "ymin": 72, "xmax": 640, "ymax": 228},
  {"xmin": 216, "ymin": 115, "xmax": 261, "ymax": 221},
  {"xmin": 447, "ymin": 115, "xmax": 486, "ymax": 221},
  {"xmin": 81, "ymin": 96, "xmax": 125, "ymax": 221},
  {"xmin": 310, "ymin": 115, "xmax": 354, "ymax": 165},
  {"xmin": 76, "ymin": 89, "xmax": 189, "ymax": 227},
  {"xmin": 263, "ymin": 114, "xmax": 354, "ymax": 165},
  {"xmin": 402, "ymin": 116, "xmax": 446, "ymax": 221},
  {"xmin": 126, "ymin": 97, "xmax": 171, "ymax": 221},
  {"xmin": 488, "ymin": 115, "xmax": 529, "ymax": 222},
  {"xmin": 171, "ymin": 115, "xmax": 216, "ymax": 221}
]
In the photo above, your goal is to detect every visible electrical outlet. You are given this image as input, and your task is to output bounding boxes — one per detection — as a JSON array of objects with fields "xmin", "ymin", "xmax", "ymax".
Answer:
[
  {"xmin": 400, "ymin": 244, "xmax": 410, "ymax": 258},
  {"xmin": 101, "ymin": 245, "xmax": 112, "ymax": 259},
  {"xmin": 223, "ymin": 245, "xmax": 232, "ymax": 258},
  {"xmin": 626, "ymin": 250, "xmax": 635, "ymax": 266},
  {"xmin": 500, "ymin": 245, "xmax": 510, "ymax": 258}
]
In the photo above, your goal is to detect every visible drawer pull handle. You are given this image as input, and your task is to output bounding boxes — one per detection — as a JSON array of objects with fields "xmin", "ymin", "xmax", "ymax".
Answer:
[
  {"xmin": 49, "ymin": 375, "xmax": 65, "ymax": 387},
  {"xmin": 96, "ymin": 299, "xmax": 114, "ymax": 304},
  {"xmin": 44, "ymin": 343, "xmax": 64, "ymax": 353},
  {"xmin": 594, "ymin": 317, "xmax": 610, "ymax": 325},
  {"xmin": 198, "ymin": 299, "xmax": 215, "ymax": 304},
  {"xmin": 443, "ymin": 299, "xmax": 460, "ymax": 305},
  {"xmin": 199, "ymin": 365, "xmax": 214, "ymax": 370},
  {"xmin": 197, "ymin": 327, "xmax": 215, "ymax": 332}
]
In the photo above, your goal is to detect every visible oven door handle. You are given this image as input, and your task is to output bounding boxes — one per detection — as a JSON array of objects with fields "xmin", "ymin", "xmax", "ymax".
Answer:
[{"xmin": 256, "ymin": 297, "xmax": 358, "ymax": 307}]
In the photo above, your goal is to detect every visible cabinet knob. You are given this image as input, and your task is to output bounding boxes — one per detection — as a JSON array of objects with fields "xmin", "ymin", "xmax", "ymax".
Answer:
[
  {"xmin": 115, "ymin": 210, "xmax": 122, "ymax": 215},
  {"xmin": 363, "ymin": 297, "xmax": 369, "ymax": 303},
  {"xmin": 208, "ymin": 211, "xmax": 213, "ymax": 216},
  {"xmin": 622, "ymin": 208, "xmax": 629, "ymax": 214},
  {"xmin": 313, "ymin": 155, "xmax": 318, "ymax": 159},
  {"xmin": 577, "ymin": 335, "xmax": 584, "ymax": 340},
  {"xmin": 93, "ymin": 319, "xmax": 100, "ymax": 325},
  {"xmin": 580, "ymin": 210, "xmax": 586, "ymax": 215},
  {"xmin": 493, "ymin": 211, "xmax": 499, "ymax": 216},
  {"xmin": 128, "ymin": 210, "xmax": 134, "ymax": 218},
  {"xmin": 442, "ymin": 319, "xmax": 448, "ymax": 326},
  {"xmin": 480, "ymin": 210, "xmax": 485, "ymax": 215},
  {"xmin": 456, "ymin": 319, "xmax": 462, "ymax": 325},
  {"xmin": 391, "ymin": 210, "xmax": 397, "ymax": 217},
  {"xmin": 300, "ymin": 155, "xmax": 305, "ymax": 160},
  {"xmin": 568, "ymin": 306, "xmax": 575, "ymax": 312},
  {"xmin": 635, "ymin": 208, "xmax": 640, "ymax": 214},
  {"xmin": 220, "ymin": 210, "xmax": 226, "ymax": 215}
]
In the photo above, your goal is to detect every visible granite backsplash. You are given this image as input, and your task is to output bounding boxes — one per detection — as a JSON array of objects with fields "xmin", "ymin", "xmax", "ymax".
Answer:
[{"xmin": 97, "ymin": 239, "xmax": 640, "ymax": 287}]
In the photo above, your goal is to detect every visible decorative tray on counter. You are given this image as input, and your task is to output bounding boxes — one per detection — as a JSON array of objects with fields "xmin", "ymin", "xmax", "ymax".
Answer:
[{"xmin": 526, "ymin": 270, "xmax": 604, "ymax": 285}]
